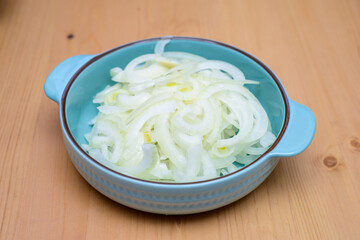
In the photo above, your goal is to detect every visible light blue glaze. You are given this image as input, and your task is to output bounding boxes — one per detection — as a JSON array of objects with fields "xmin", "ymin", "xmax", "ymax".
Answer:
[
  {"xmin": 44, "ymin": 37, "xmax": 316, "ymax": 214},
  {"xmin": 44, "ymin": 55, "xmax": 95, "ymax": 103},
  {"xmin": 270, "ymin": 99, "xmax": 316, "ymax": 157}
]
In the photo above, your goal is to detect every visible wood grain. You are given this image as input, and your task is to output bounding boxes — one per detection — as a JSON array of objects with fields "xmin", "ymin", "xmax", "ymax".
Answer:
[{"xmin": 1, "ymin": 0, "xmax": 360, "ymax": 239}]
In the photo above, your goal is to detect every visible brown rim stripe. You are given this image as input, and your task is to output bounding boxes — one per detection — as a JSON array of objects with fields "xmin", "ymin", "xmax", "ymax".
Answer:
[{"xmin": 61, "ymin": 36, "xmax": 290, "ymax": 185}]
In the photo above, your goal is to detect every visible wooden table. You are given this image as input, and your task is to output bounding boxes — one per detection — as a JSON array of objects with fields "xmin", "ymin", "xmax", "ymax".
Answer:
[{"xmin": 1, "ymin": 0, "xmax": 360, "ymax": 239}]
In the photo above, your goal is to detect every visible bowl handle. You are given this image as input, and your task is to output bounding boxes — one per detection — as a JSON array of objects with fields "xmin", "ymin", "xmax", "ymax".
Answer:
[
  {"xmin": 44, "ymin": 55, "xmax": 95, "ymax": 104},
  {"xmin": 270, "ymin": 99, "xmax": 316, "ymax": 157}
]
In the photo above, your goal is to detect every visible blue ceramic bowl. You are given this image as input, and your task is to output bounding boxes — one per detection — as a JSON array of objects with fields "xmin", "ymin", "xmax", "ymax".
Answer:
[{"xmin": 44, "ymin": 37, "xmax": 316, "ymax": 215}]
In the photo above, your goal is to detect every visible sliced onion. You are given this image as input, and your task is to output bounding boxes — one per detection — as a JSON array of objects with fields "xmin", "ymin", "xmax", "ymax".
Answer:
[
  {"xmin": 116, "ymin": 92, "xmax": 151, "ymax": 108},
  {"xmin": 84, "ymin": 38, "xmax": 276, "ymax": 182},
  {"xmin": 186, "ymin": 144, "xmax": 202, "ymax": 179},
  {"xmin": 124, "ymin": 54, "xmax": 158, "ymax": 83},
  {"xmin": 172, "ymin": 99, "xmax": 214, "ymax": 136},
  {"xmin": 172, "ymin": 131, "xmax": 202, "ymax": 150},
  {"xmin": 154, "ymin": 114, "xmax": 187, "ymax": 170},
  {"xmin": 126, "ymin": 92, "xmax": 173, "ymax": 124},
  {"xmin": 196, "ymin": 60, "xmax": 245, "ymax": 82},
  {"xmin": 162, "ymin": 51, "xmax": 206, "ymax": 62},
  {"xmin": 89, "ymin": 120, "xmax": 123, "ymax": 163},
  {"xmin": 204, "ymin": 98, "xmax": 222, "ymax": 145},
  {"xmin": 260, "ymin": 131, "xmax": 276, "ymax": 148},
  {"xmin": 243, "ymin": 100, "xmax": 269, "ymax": 143},
  {"xmin": 122, "ymin": 144, "xmax": 159, "ymax": 176},
  {"xmin": 155, "ymin": 36, "xmax": 172, "ymax": 55},
  {"xmin": 198, "ymin": 151, "xmax": 217, "ymax": 181},
  {"xmin": 126, "ymin": 100, "xmax": 177, "ymax": 144},
  {"xmin": 215, "ymin": 92, "xmax": 253, "ymax": 147},
  {"xmin": 98, "ymin": 106, "xmax": 126, "ymax": 114}
]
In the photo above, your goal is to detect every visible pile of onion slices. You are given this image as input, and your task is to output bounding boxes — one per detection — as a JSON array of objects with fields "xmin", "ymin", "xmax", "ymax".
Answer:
[{"xmin": 82, "ymin": 39, "xmax": 276, "ymax": 182}]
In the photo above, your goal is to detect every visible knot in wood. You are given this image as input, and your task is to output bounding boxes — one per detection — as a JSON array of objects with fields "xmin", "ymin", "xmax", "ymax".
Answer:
[
  {"xmin": 350, "ymin": 138, "xmax": 360, "ymax": 151},
  {"xmin": 323, "ymin": 155, "xmax": 338, "ymax": 169}
]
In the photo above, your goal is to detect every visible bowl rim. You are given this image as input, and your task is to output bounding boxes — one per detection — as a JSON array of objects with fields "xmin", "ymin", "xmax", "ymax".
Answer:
[{"xmin": 61, "ymin": 36, "xmax": 290, "ymax": 185}]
